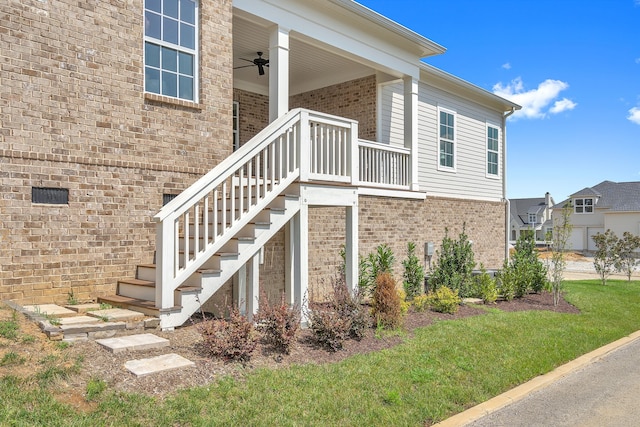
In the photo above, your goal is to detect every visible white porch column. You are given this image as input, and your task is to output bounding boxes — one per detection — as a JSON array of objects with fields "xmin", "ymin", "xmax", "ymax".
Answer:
[
  {"xmin": 345, "ymin": 203, "xmax": 359, "ymax": 293},
  {"xmin": 269, "ymin": 25, "xmax": 290, "ymax": 122},
  {"xmin": 293, "ymin": 204, "xmax": 309, "ymax": 320},
  {"xmin": 404, "ymin": 76, "xmax": 419, "ymax": 191},
  {"xmin": 233, "ymin": 265, "xmax": 247, "ymax": 315},
  {"xmin": 246, "ymin": 252, "xmax": 260, "ymax": 321}
]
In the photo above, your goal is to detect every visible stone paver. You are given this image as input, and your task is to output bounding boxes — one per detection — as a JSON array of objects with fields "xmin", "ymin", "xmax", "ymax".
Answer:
[
  {"xmin": 65, "ymin": 303, "xmax": 101, "ymax": 313},
  {"xmin": 87, "ymin": 308, "xmax": 145, "ymax": 322},
  {"xmin": 96, "ymin": 333, "xmax": 170, "ymax": 353},
  {"xmin": 124, "ymin": 353, "xmax": 195, "ymax": 377},
  {"xmin": 58, "ymin": 315, "xmax": 101, "ymax": 326},
  {"xmin": 23, "ymin": 304, "xmax": 77, "ymax": 318}
]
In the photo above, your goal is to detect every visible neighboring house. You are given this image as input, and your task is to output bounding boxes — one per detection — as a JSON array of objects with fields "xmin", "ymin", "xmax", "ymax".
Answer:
[
  {"xmin": 1, "ymin": 0, "xmax": 520, "ymax": 329},
  {"xmin": 509, "ymin": 193, "xmax": 554, "ymax": 242},
  {"xmin": 552, "ymin": 181, "xmax": 640, "ymax": 252}
]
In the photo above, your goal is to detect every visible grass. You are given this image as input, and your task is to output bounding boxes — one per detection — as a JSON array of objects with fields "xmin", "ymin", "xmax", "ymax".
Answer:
[{"xmin": 1, "ymin": 280, "xmax": 639, "ymax": 426}]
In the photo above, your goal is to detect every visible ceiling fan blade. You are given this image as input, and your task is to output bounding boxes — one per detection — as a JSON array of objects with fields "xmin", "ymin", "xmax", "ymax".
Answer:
[
  {"xmin": 257, "ymin": 64, "xmax": 265, "ymax": 75},
  {"xmin": 233, "ymin": 65, "xmax": 255, "ymax": 70},
  {"xmin": 239, "ymin": 58, "xmax": 255, "ymax": 64}
]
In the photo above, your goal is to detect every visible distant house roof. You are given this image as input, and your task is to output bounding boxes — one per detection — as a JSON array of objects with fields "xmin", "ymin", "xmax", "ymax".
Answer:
[
  {"xmin": 555, "ymin": 181, "xmax": 640, "ymax": 212},
  {"xmin": 510, "ymin": 196, "xmax": 551, "ymax": 227}
]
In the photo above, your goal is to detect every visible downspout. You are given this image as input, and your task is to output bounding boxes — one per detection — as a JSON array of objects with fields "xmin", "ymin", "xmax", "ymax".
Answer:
[{"xmin": 503, "ymin": 107, "xmax": 516, "ymax": 260}]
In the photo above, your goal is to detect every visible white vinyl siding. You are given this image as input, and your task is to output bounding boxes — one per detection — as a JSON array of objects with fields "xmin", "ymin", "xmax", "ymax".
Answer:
[
  {"xmin": 378, "ymin": 81, "xmax": 406, "ymax": 148},
  {"xmin": 378, "ymin": 80, "xmax": 505, "ymax": 201}
]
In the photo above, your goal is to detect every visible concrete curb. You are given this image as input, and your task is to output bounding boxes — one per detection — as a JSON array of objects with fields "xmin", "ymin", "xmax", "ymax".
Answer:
[{"xmin": 434, "ymin": 330, "xmax": 640, "ymax": 427}]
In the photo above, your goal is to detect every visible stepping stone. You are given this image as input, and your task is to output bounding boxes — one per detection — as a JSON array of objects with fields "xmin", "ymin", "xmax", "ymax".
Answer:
[
  {"xmin": 23, "ymin": 304, "xmax": 77, "ymax": 318},
  {"xmin": 125, "ymin": 353, "xmax": 195, "ymax": 377},
  {"xmin": 462, "ymin": 297, "xmax": 483, "ymax": 305},
  {"xmin": 96, "ymin": 333, "xmax": 170, "ymax": 353},
  {"xmin": 87, "ymin": 308, "xmax": 145, "ymax": 322},
  {"xmin": 65, "ymin": 303, "xmax": 101, "ymax": 313},
  {"xmin": 58, "ymin": 315, "xmax": 102, "ymax": 326}
]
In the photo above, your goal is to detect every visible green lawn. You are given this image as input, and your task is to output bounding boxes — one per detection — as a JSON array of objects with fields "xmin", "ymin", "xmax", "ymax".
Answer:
[{"xmin": 2, "ymin": 280, "xmax": 640, "ymax": 426}]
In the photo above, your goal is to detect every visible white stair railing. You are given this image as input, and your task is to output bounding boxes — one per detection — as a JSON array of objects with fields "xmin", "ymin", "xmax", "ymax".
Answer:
[{"xmin": 153, "ymin": 109, "xmax": 360, "ymax": 311}]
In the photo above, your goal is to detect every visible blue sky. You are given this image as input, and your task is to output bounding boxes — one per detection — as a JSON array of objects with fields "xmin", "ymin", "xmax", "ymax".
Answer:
[{"xmin": 358, "ymin": 0, "xmax": 640, "ymax": 201}]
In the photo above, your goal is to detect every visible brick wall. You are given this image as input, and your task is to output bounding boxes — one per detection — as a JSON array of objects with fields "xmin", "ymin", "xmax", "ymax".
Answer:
[
  {"xmin": 0, "ymin": 0, "xmax": 233, "ymax": 304},
  {"xmin": 308, "ymin": 196, "xmax": 507, "ymax": 298}
]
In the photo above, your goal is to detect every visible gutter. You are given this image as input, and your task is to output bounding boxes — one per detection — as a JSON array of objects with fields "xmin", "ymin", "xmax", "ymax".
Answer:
[{"xmin": 503, "ymin": 107, "xmax": 516, "ymax": 260}]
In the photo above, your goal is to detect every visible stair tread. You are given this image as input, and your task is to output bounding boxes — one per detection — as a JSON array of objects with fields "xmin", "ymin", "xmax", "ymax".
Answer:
[
  {"xmin": 99, "ymin": 295, "xmax": 180, "ymax": 311},
  {"xmin": 119, "ymin": 278, "xmax": 154, "ymax": 287}
]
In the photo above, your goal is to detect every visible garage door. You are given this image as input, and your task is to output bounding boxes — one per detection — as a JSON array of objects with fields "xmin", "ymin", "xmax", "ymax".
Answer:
[
  {"xmin": 587, "ymin": 227, "xmax": 605, "ymax": 252},
  {"xmin": 568, "ymin": 228, "xmax": 584, "ymax": 251}
]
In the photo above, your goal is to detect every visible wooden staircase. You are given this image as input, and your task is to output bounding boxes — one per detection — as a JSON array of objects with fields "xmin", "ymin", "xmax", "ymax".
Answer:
[{"xmin": 99, "ymin": 190, "xmax": 301, "ymax": 327}]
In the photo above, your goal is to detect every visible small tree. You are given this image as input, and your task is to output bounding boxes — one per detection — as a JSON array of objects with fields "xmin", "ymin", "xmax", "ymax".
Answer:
[
  {"xmin": 402, "ymin": 242, "xmax": 425, "ymax": 300},
  {"xmin": 592, "ymin": 230, "xmax": 619, "ymax": 286},
  {"xmin": 614, "ymin": 232, "xmax": 640, "ymax": 281},
  {"xmin": 429, "ymin": 225, "xmax": 476, "ymax": 297},
  {"xmin": 358, "ymin": 244, "xmax": 396, "ymax": 296},
  {"xmin": 549, "ymin": 202, "xmax": 573, "ymax": 306}
]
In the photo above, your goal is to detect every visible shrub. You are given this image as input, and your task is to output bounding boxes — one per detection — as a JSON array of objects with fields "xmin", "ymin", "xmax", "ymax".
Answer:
[
  {"xmin": 198, "ymin": 308, "xmax": 257, "ymax": 362},
  {"xmin": 402, "ymin": 242, "xmax": 425, "ymax": 300},
  {"xmin": 412, "ymin": 294, "xmax": 430, "ymax": 312},
  {"xmin": 307, "ymin": 275, "xmax": 369, "ymax": 350},
  {"xmin": 329, "ymin": 275, "xmax": 369, "ymax": 340},
  {"xmin": 307, "ymin": 307, "xmax": 351, "ymax": 352},
  {"xmin": 397, "ymin": 288, "xmax": 411, "ymax": 316},
  {"xmin": 509, "ymin": 233, "xmax": 548, "ymax": 296},
  {"xmin": 426, "ymin": 286, "xmax": 461, "ymax": 314},
  {"xmin": 496, "ymin": 260, "xmax": 516, "ymax": 301},
  {"xmin": 361, "ymin": 244, "xmax": 396, "ymax": 296},
  {"xmin": 371, "ymin": 272, "xmax": 403, "ymax": 329},
  {"xmin": 474, "ymin": 266, "xmax": 498, "ymax": 304},
  {"xmin": 429, "ymin": 225, "xmax": 476, "ymax": 297},
  {"xmin": 255, "ymin": 292, "xmax": 300, "ymax": 354}
]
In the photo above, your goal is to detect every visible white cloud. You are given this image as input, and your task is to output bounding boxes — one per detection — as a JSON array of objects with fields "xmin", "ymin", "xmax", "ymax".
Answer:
[
  {"xmin": 635, "ymin": 58, "xmax": 640, "ymax": 64},
  {"xmin": 493, "ymin": 77, "xmax": 575, "ymax": 119},
  {"xmin": 502, "ymin": 62, "xmax": 511, "ymax": 70},
  {"xmin": 628, "ymin": 107, "xmax": 640, "ymax": 125},
  {"xmin": 550, "ymin": 98, "xmax": 577, "ymax": 114}
]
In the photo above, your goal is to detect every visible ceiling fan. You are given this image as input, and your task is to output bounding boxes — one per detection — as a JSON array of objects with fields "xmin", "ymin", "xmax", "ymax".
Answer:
[{"xmin": 234, "ymin": 51, "xmax": 269, "ymax": 76}]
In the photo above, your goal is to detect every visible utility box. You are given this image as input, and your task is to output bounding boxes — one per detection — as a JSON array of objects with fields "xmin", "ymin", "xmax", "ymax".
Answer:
[{"xmin": 425, "ymin": 242, "xmax": 434, "ymax": 257}]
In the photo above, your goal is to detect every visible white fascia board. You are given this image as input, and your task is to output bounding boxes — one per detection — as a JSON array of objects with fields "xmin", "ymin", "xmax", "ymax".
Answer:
[
  {"xmin": 234, "ymin": 0, "xmax": 424, "ymax": 79},
  {"xmin": 420, "ymin": 63, "xmax": 521, "ymax": 113}
]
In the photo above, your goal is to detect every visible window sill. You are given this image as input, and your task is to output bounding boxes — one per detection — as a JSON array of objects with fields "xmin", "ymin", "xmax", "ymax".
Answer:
[{"xmin": 144, "ymin": 93, "xmax": 203, "ymax": 111}]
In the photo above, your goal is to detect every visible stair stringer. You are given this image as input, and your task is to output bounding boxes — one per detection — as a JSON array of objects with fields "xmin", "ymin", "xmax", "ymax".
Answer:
[{"xmin": 158, "ymin": 194, "xmax": 301, "ymax": 330}]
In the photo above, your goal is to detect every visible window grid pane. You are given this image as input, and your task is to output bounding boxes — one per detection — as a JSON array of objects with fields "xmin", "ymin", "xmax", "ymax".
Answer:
[
  {"xmin": 144, "ymin": 0, "xmax": 197, "ymax": 102},
  {"xmin": 487, "ymin": 126, "xmax": 499, "ymax": 175}
]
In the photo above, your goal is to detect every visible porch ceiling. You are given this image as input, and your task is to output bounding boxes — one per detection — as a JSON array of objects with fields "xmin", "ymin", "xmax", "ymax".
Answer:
[{"xmin": 233, "ymin": 14, "xmax": 380, "ymax": 96}]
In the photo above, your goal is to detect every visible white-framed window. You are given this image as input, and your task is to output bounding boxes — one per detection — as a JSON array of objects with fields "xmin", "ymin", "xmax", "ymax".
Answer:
[
  {"xmin": 144, "ymin": 0, "xmax": 198, "ymax": 102},
  {"xmin": 487, "ymin": 125, "xmax": 499, "ymax": 177},
  {"xmin": 233, "ymin": 101, "xmax": 239, "ymax": 151},
  {"xmin": 438, "ymin": 108, "xmax": 456, "ymax": 170},
  {"xmin": 528, "ymin": 213, "xmax": 537, "ymax": 224},
  {"xmin": 574, "ymin": 198, "xmax": 594, "ymax": 214}
]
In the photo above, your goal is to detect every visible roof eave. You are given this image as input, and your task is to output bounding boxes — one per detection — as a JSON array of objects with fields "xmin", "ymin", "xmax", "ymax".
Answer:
[{"xmin": 329, "ymin": 0, "xmax": 447, "ymax": 58}]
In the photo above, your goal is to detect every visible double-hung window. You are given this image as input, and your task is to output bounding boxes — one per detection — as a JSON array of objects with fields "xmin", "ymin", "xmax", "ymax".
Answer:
[
  {"xmin": 487, "ymin": 125, "xmax": 499, "ymax": 177},
  {"xmin": 144, "ymin": 0, "xmax": 198, "ymax": 102},
  {"xmin": 528, "ymin": 213, "xmax": 537, "ymax": 224},
  {"xmin": 438, "ymin": 108, "xmax": 456, "ymax": 170},
  {"xmin": 574, "ymin": 198, "xmax": 594, "ymax": 214}
]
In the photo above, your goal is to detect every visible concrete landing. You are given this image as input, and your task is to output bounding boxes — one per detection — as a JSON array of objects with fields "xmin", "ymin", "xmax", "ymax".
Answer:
[
  {"xmin": 87, "ymin": 308, "xmax": 146, "ymax": 322},
  {"xmin": 124, "ymin": 353, "xmax": 195, "ymax": 377},
  {"xmin": 96, "ymin": 333, "xmax": 170, "ymax": 353},
  {"xmin": 23, "ymin": 304, "xmax": 77, "ymax": 318}
]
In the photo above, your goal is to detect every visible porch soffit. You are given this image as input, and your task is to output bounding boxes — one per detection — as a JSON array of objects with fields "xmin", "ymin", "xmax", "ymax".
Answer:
[{"xmin": 232, "ymin": 0, "xmax": 434, "ymax": 95}]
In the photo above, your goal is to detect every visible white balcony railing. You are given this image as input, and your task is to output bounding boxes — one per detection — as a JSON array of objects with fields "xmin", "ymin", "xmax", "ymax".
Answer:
[{"xmin": 358, "ymin": 140, "xmax": 411, "ymax": 188}]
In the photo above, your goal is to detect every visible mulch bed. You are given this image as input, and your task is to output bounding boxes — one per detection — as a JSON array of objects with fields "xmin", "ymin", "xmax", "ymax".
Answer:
[{"xmin": 2, "ymin": 291, "xmax": 579, "ymax": 408}]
